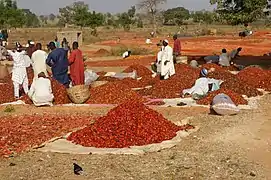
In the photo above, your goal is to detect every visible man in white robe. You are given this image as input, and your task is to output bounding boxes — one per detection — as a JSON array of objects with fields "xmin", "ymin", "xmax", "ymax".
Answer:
[
  {"xmin": 28, "ymin": 72, "xmax": 54, "ymax": 106},
  {"xmin": 160, "ymin": 40, "xmax": 175, "ymax": 80},
  {"xmin": 7, "ymin": 43, "xmax": 29, "ymax": 99},
  {"xmin": 31, "ymin": 43, "xmax": 48, "ymax": 79}
]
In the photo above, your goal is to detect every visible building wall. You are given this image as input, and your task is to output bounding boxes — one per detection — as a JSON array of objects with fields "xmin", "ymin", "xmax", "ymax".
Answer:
[{"xmin": 57, "ymin": 31, "xmax": 83, "ymax": 47}]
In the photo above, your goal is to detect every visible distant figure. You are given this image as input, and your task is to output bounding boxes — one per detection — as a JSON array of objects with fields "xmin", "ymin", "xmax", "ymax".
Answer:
[
  {"xmin": 229, "ymin": 47, "xmax": 242, "ymax": 60},
  {"xmin": 46, "ymin": 42, "xmax": 70, "ymax": 87},
  {"xmin": 54, "ymin": 37, "xmax": 60, "ymax": 48},
  {"xmin": 239, "ymin": 24, "xmax": 253, "ymax": 38},
  {"xmin": 146, "ymin": 38, "xmax": 152, "ymax": 44},
  {"xmin": 219, "ymin": 49, "xmax": 231, "ymax": 67},
  {"xmin": 28, "ymin": 72, "xmax": 54, "ymax": 107},
  {"xmin": 173, "ymin": 34, "xmax": 181, "ymax": 64},
  {"xmin": 61, "ymin": 38, "xmax": 69, "ymax": 50},
  {"xmin": 61, "ymin": 38, "xmax": 70, "ymax": 57},
  {"xmin": 1, "ymin": 29, "xmax": 8, "ymax": 47},
  {"xmin": 0, "ymin": 30, "xmax": 3, "ymax": 41},
  {"xmin": 31, "ymin": 43, "xmax": 48, "ymax": 79},
  {"xmin": 122, "ymin": 50, "xmax": 131, "ymax": 59},
  {"xmin": 150, "ymin": 31, "xmax": 155, "ymax": 38},
  {"xmin": 0, "ymin": 39, "xmax": 8, "ymax": 60},
  {"xmin": 69, "ymin": 42, "xmax": 85, "ymax": 86}
]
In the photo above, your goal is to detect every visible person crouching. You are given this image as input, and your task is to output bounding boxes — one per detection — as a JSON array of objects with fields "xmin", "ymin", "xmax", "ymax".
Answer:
[{"xmin": 28, "ymin": 72, "xmax": 54, "ymax": 106}]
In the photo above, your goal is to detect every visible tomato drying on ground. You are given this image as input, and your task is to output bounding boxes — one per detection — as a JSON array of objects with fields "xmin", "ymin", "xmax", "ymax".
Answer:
[
  {"xmin": 150, "ymin": 64, "xmax": 200, "ymax": 98},
  {"xmin": 68, "ymin": 100, "xmax": 194, "ymax": 148},
  {"xmin": 237, "ymin": 67, "xmax": 271, "ymax": 91},
  {"xmin": 0, "ymin": 114, "xmax": 92, "ymax": 157},
  {"xmin": 197, "ymin": 89, "xmax": 248, "ymax": 105},
  {"xmin": 86, "ymin": 81, "xmax": 145, "ymax": 104},
  {"xmin": 208, "ymin": 70, "xmax": 262, "ymax": 97},
  {"xmin": 123, "ymin": 64, "xmax": 152, "ymax": 77}
]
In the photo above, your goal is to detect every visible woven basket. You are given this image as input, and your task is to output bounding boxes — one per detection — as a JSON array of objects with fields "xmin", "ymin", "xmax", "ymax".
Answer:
[
  {"xmin": 67, "ymin": 85, "xmax": 90, "ymax": 104},
  {"xmin": 91, "ymin": 81, "xmax": 108, "ymax": 88}
]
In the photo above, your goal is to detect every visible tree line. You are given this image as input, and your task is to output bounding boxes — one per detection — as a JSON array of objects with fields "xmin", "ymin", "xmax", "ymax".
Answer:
[{"xmin": 0, "ymin": 0, "xmax": 269, "ymax": 29}]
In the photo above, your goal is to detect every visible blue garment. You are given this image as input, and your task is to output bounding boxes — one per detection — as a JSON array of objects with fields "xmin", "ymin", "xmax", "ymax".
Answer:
[
  {"xmin": 0, "ymin": 33, "xmax": 3, "ymax": 40},
  {"xmin": 46, "ymin": 48, "xmax": 70, "ymax": 86}
]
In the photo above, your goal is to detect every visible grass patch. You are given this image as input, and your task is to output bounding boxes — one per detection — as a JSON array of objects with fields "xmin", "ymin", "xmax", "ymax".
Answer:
[{"xmin": 4, "ymin": 105, "xmax": 15, "ymax": 113}]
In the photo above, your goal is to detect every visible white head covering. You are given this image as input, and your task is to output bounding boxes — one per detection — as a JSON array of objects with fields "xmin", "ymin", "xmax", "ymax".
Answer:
[
  {"xmin": 29, "ymin": 41, "xmax": 35, "ymax": 45},
  {"xmin": 164, "ymin": 39, "xmax": 169, "ymax": 44}
]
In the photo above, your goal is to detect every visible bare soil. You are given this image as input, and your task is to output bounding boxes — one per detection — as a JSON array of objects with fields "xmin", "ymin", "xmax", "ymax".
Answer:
[{"xmin": 0, "ymin": 95, "xmax": 270, "ymax": 180}]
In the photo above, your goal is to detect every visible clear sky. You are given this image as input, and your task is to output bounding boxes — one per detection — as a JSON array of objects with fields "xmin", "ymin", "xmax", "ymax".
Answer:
[{"xmin": 17, "ymin": 0, "xmax": 214, "ymax": 15}]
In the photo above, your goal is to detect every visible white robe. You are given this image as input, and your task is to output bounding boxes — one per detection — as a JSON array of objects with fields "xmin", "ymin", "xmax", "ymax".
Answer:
[
  {"xmin": 23, "ymin": 54, "xmax": 32, "ymax": 68},
  {"xmin": 31, "ymin": 50, "xmax": 48, "ymax": 78},
  {"xmin": 156, "ymin": 51, "xmax": 162, "ymax": 73},
  {"xmin": 160, "ymin": 45, "xmax": 175, "ymax": 79},
  {"xmin": 28, "ymin": 77, "xmax": 54, "ymax": 106},
  {"xmin": 183, "ymin": 78, "xmax": 223, "ymax": 96},
  {"xmin": 8, "ymin": 50, "xmax": 28, "ymax": 84}
]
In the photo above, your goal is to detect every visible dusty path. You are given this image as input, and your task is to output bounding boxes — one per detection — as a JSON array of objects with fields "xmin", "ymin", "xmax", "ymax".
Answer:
[{"xmin": 0, "ymin": 95, "xmax": 270, "ymax": 179}]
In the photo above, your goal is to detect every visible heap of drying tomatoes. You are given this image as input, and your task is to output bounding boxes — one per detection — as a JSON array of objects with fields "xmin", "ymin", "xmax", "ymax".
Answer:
[
  {"xmin": 123, "ymin": 64, "xmax": 153, "ymax": 77},
  {"xmin": 86, "ymin": 81, "xmax": 145, "ymax": 104},
  {"xmin": 237, "ymin": 67, "xmax": 271, "ymax": 91},
  {"xmin": 150, "ymin": 64, "xmax": 200, "ymax": 98},
  {"xmin": 68, "ymin": 100, "xmax": 194, "ymax": 148},
  {"xmin": 208, "ymin": 70, "xmax": 262, "ymax": 97},
  {"xmin": 197, "ymin": 88, "xmax": 248, "ymax": 105},
  {"xmin": 0, "ymin": 114, "xmax": 92, "ymax": 157}
]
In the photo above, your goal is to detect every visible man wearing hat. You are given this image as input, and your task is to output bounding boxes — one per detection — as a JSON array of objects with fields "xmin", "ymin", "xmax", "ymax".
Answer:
[
  {"xmin": 26, "ymin": 40, "xmax": 36, "ymax": 58},
  {"xmin": 7, "ymin": 42, "xmax": 29, "ymax": 99},
  {"xmin": 183, "ymin": 68, "xmax": 222, "ymax": 100},
  {"xmin": 46, "ymin": 42, "xmax": 70, "ymax": 87},
  {"xmin": 160, "ymin": 39, "xmax": 175, "ymax": 80}
]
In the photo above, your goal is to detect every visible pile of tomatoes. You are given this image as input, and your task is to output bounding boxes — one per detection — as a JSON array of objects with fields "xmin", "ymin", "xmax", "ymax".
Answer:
[{"xmin": 68, "ymin": 100, "xmax": 194, "ymax": 148}]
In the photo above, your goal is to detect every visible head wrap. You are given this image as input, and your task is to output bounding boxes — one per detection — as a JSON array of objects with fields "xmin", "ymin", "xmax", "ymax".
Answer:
[{"xmin": 200, "ymin": 68, "xmax": 208, "ymax": 77}]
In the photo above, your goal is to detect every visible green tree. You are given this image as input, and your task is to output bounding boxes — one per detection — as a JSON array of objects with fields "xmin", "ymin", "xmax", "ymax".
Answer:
[
  {"xmin": 59, "ymin": 5, "xmax": 74, "ymax": 27},
  {"xmin": 0, "ymin": 0, "xmax": 31, "ymax": 28},
  {"xmin": 191, "ymin": 10, "xmax": 217, "ymax": 24},
  {"xmin": 58, "ymin": 1, "xmax": 104, "ymax": 28},
  {"xmin": 163, "ymin": 7, "xmax": 190, "ymax": 25},
  {"xmin": 118, "ymin": 6, "xmax": 136, "ymax": 31},
  {"xmin": 23, "ymin": 9, "xmax": 40, "ymax": 27},
  {"xmin": 210, "ymin": 0, "xmax": 267, "ymax": 25}
]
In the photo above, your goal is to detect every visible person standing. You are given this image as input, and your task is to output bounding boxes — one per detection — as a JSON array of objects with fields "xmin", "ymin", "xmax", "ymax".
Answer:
[
  {"xmin": 28, "ymin": 72, "xmax": 54, "ymax": 106},
  {"xmin": 54, "ymin": 37, "xmax": 60, "ymax": 48},
  {"xmin": 46, "ymin": 42, "xmax": 70, "ymax": 87},
  {"xmin": 61, "ymin": 38, "xmax": 70, "ymax": 58},
  {"xmin": 26, "ymin": 40, "xmax": 36, "ymax": 58},
  {"xmin": 2, "ymin": 29, "xmax": 8, "ymax": 47},
  {"xmin": 160, "ymin": 40, "xmax": 175, "ymax": 80},
  {"xmin": 31, "ymin": 43, "xmax": 48, "ymax": 79},
  {"xmin": 68, "ymin": 42, "xmax": 85, "ymax": 86},
  {"xmin": 7, "ymin": 43, "xmax": 29, "ymax": 99},
  {"xmin": 173, "ymin": 34, "xmax": 181, "ymax": 64},
  {"xmin": 0, "ymin": 39, "xmax": 8, "ymax": 60}
]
